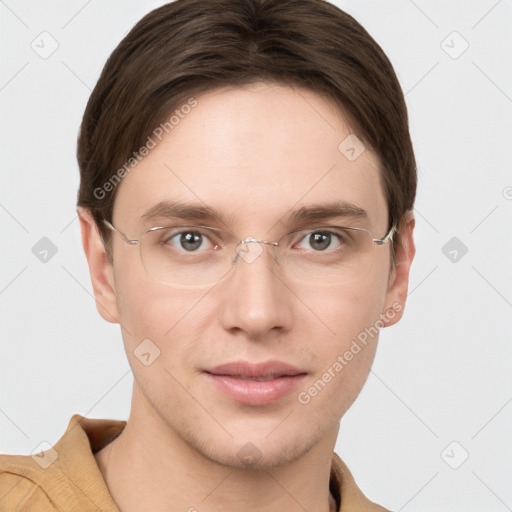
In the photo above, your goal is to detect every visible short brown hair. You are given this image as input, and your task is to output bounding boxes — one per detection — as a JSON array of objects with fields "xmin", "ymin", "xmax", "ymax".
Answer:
[{"xmin": 77, "ymin": 0, "xmax": 416, "ymax": 261}]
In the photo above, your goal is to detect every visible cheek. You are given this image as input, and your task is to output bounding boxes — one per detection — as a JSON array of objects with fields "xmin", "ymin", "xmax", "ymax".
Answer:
[
  {"xmin": 298, "ymin": 279, "xmax": 387, "ymax": 407},
  {"xmin": 112, "ymin": 258, "xmax": 206, "ymax": 374},
  {"xmin": 113, "ymin": 244, "xmax": 195, "ymax": 334},
  {"xmin": 307, "ymin": 274, "xmax": 387, "ymax": 345}
]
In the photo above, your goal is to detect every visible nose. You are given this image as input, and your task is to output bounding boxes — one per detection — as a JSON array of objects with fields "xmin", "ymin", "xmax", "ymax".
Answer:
[{"xmin": 218, "ymin": 239, "xmax": 293, "ymax": 339}]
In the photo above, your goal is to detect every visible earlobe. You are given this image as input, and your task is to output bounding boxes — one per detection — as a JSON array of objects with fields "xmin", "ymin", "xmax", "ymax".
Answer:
[
  {"xmin": 77, "ymin": 207, "xmax": 120, "ymax": 324},
  {"xmin": 381, "ymin": 211, "xmax": 416, "ymax": 327}
]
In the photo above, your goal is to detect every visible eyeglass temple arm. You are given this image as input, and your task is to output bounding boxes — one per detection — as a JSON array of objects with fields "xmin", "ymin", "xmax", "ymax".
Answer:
[
  {"xmin": 102, "ymin": 219, "xmax": 140, "ymax": 245},
  {"xmin": 373, "ymin": 224, "xmax": 396, "ymax": 245}
]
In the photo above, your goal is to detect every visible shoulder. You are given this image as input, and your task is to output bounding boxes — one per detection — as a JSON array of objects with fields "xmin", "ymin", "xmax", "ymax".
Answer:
[
  {"xmin": 0, "ymin": 414, "xmax": 125, "ymax": 512},
  {"xmin": 0, "ymin": 453, "xmax": 58, "ymax": 511}
]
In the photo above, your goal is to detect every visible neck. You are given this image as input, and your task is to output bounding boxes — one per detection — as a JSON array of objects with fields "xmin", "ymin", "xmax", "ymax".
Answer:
[{"xmin": 95, "ymin": 388, "xmax": 339, "ymax": 512}]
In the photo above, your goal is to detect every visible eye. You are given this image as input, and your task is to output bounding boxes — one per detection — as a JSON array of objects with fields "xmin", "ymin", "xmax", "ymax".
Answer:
[
  {"xmin": 161, "ymin": 228, "xmax": 219, "ymax": 253},
  {"xmin": 295, "ymin": 229, "xmax": 347, "ymax": 252}
]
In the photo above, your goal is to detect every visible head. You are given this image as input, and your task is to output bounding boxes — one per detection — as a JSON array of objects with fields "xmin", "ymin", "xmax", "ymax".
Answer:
[{"xmin": 78, "ymin": 0, "xmax": 416, "ymax": 469}]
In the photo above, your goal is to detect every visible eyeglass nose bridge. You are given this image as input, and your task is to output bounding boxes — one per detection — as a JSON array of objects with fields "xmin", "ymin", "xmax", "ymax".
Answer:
[{"xmin": 231, "ymin": 237, "xmax": 279, "ymax": 265}]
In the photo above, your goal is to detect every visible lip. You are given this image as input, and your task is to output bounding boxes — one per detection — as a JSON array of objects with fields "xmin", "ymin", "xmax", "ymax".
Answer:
[{"xmin": 204, "ymin": 360, "xmax": 307, "ymax": 406}]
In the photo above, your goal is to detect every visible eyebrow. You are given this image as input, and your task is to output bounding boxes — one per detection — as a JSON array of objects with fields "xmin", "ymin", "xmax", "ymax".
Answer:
[
  {"xmin": 140, "ymin": 200, "xmax": 369, "ymax": 228},
  {"xmin": 141, "ymin": 201, "xmax": 230, "ymax": 225},
  {"xmin": 282, "ymin": 201, "xmax": 368, "ymax": 225}
]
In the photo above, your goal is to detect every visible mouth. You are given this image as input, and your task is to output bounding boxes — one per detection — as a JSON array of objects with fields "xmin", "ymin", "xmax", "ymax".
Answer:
[
  {"xmin": 204, "ymin": 360, "xmax": 307, "ymax": 406},
  {"xmin": 230, "ymin": 375, "xmax": 288, "ymax": 382}
]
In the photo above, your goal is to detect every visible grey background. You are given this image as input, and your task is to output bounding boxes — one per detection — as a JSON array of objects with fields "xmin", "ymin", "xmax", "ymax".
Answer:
[{"xmin": 1, "ymin": 1, "xmax": 511, "ymax": 510}]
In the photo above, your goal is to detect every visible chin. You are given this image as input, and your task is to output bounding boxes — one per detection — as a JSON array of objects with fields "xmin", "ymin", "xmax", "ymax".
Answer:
[
  {"xmin": 201, "ymin": 436, "xmax": 315, "ymax": 470},
  {"xmin": 180, "ymin": 416, "xmax": 331, "ymax": 471}
]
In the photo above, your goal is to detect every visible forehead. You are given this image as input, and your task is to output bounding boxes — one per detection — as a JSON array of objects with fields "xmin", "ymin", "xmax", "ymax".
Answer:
[{"xmin": 113, "ymin": 83, "xmax": 388, "ymax": 233}]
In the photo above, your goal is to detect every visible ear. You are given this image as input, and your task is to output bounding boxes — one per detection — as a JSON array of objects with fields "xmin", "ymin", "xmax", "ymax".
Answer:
[
  {"xmin": 77, "ymin": 207, "xmax": 120, "ymax": 324},
  {"xmin": 381, "ymin": 210, "xmax": 416, "ymax": 327}
]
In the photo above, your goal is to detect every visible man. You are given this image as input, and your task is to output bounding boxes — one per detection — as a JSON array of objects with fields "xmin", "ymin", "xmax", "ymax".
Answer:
[{"xmin": 0, "ymin": 0, "xmax": 416, "ymax": 510}]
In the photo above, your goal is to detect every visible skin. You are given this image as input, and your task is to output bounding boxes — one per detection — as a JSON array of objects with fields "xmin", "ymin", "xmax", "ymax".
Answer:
[{"xmin": 79, "ymin": 82, "xmax": 415, "ymax": 512}]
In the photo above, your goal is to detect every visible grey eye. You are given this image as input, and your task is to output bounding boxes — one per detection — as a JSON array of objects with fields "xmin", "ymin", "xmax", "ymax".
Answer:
[
  {"xmin": 308, "ymin": 232, "xmax": 332, "ymax": 251},
  {"xmin": 176, "ymin": 231, "xmax": 204, "ymax": 251},
  {"xmin": 161, "ymin": 229, "xmax": 216, "ymax": 253},
  {"xmin": 296, "ymin": 230, "xmax": 343, "ymax": 252}
]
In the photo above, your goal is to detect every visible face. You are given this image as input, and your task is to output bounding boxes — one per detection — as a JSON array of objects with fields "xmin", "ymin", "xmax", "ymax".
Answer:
[{"xmin": 81, "ymin": 82, "xmax": 414, "ymax": 469}]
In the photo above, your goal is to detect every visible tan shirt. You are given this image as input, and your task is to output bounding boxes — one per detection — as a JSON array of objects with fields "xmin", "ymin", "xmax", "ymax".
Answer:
[{"xmin": 0, "ymin": 414, "xmax": 390, "ymax": 511}]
